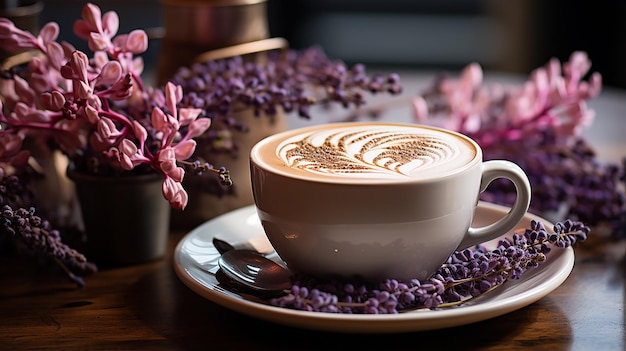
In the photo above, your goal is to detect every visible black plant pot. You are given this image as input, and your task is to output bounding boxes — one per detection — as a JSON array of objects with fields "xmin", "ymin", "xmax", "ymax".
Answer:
[{"xmin": 67, "ymin": 169, "xmax": 170, "ymax": 267}]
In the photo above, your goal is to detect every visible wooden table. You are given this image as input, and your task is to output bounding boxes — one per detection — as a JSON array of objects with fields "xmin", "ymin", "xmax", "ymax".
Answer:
[
  {"xmin": 1, "ymin": 73, "xmax": 625, "ymax": 350},
  {"xmin": 1, "ymin": 230, "xmax": 624, "ymax": 350}
]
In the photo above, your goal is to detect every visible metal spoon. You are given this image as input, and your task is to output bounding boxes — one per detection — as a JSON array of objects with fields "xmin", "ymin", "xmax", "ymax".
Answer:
[
  {"xmin": 214, "ymin": 238, "xmax": 293, "ymax": 292},
  {"xmin": 212, "ymin": 237, "xmax": 235, "ymax": 255}
]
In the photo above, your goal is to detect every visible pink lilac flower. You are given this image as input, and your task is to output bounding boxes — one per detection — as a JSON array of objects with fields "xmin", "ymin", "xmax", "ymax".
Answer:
[
  {"xmin": 412, "ymin": 52, "xmax": 624, "ymax": 238},
  {"xmin": 412, "ymin": 51, "xmax": 602, "ymax": 148},
  {"xmin": 0, "ymin": 2, "xmax": 226, "ymax": 209}
]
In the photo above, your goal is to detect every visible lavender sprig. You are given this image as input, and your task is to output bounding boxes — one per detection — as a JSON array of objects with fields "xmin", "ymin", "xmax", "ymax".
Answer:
[
  {"xmin": 0, "ymin": 169, "xmax": 96, "ymax": 287},
  {"xmin": 170, "ymin": 46, "xmax": 403, "ymax": 157},
  {"xmin": 479, "ymin": 129, "xmax": 625, "ymax": 238},
  {"xmin": 269, "ymin": 219, "xmax": 589, "ymax": 314}
]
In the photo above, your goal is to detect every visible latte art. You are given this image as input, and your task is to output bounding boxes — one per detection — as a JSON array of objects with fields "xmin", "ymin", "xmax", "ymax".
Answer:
[{"xmin": 275, "ymin": 125, "xmax": 476, "ymax": 180}]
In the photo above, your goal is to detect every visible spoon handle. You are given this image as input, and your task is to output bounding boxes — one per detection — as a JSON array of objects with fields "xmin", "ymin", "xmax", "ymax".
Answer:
[
  {"xmin": 213, "ymin": 237, "xmax": 284, "ymax": 266},
  {"xmin": 212, "ymin": 237, "xmax": 235, "ymax": 254}
]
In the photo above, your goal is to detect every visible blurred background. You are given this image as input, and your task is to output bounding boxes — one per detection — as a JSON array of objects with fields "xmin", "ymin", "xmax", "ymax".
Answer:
[
  {"xmin": 268, "ymin": 0, "xmax": 626, "ymax": 89},
  {"xmin": 5, "ymin": 0, "xmax": 626, "ymax": 89}
]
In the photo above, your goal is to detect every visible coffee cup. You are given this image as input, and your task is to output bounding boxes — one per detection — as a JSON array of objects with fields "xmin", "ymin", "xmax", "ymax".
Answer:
[{"xmin": 250, "ymin": 122, "xmax": 531, "ymax": 283}]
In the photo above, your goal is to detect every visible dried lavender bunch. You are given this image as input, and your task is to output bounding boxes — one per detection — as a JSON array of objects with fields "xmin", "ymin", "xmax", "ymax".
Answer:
[
  {"xmin": 170, "ymin": 46, "xmax": 403, "ymax": 157},
  {"xmin": 0, "ymin": 168, "xmax": 96, "ymax": 287},
  {"xmin": 480, "ymin": 133, "xmax": 625, "ymax": 238},
  {"xmin": 269, "ymin": 219, "xmax": 589, "ymax": 314},
  {"xmin": 412, "ymin": 51, "xmax": 625, "ymax": 238}
]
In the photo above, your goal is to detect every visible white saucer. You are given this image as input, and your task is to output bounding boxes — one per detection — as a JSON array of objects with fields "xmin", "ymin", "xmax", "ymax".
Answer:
[{"xmin": 173, "ymin": 201, "xmax": 574, "ymax": 333}]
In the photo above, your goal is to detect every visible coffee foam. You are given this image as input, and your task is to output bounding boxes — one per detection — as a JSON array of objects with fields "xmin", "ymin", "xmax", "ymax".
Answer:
[{"xmin": 255, "ymin": 123, "xmax": 478, "ymax": 182}]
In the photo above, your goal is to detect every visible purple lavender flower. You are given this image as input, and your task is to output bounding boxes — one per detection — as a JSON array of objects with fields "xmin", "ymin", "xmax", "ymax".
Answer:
[
  {"xmin": 268, "ymin": 218, "xmax": 589, "ymax": 314},
  {"xmin": 170, "ymin": 46, "xmax": 403, "ymax": 157},
  {"xmin": 0, "ymin": 168, "xmax": 96, "ymax": 287}
]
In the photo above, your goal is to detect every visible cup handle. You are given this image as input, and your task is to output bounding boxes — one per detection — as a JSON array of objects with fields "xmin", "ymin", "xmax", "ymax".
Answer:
[{"xmin": 457, "ymin": 160, "xmax": 532, "ymax": 250}]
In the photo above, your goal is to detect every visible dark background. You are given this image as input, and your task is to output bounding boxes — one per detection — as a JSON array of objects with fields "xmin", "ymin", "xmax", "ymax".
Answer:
[
  {"xmin": 267, "ymin": 0, "xmax": 626, "ymax": 89},
  {"xmin": 14, "ymin": 0, "xmax": 626, "ymax": 89}
]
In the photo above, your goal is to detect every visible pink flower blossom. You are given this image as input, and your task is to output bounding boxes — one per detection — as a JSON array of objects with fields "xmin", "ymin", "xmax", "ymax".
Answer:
[
  {"xmin": 162, "ymin": 177, "xmax": 188, "ymax": 210},
  {"xmin": 0, "ymin": 2, "xmax": 230, "ymax": 209},
  {"xmin": 413, "ymin": 51, "xmax": 602, "ymax": 147}
]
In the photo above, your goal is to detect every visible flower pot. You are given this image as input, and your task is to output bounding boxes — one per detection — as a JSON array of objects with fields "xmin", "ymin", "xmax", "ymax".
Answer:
[{"xmin": 67, "ymin": 169, "xmax": 170, "ymax": 267}]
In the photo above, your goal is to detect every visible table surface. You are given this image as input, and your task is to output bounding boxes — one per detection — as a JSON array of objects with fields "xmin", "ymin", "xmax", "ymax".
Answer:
[{"xmin": 1, "ymin": 72, "xmax": 625, "ymax": 350}]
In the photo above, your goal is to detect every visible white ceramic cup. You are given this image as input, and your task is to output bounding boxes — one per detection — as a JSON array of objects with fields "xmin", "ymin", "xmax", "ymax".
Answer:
[{"xmin": 250, "ymin": 122, "xmax": 531, "ymax": 283}]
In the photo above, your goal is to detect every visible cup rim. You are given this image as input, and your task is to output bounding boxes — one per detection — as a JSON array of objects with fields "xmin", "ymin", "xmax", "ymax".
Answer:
[{"xmin": 250, "ymin": 121, "xmax": 482, "ymax": 184}]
